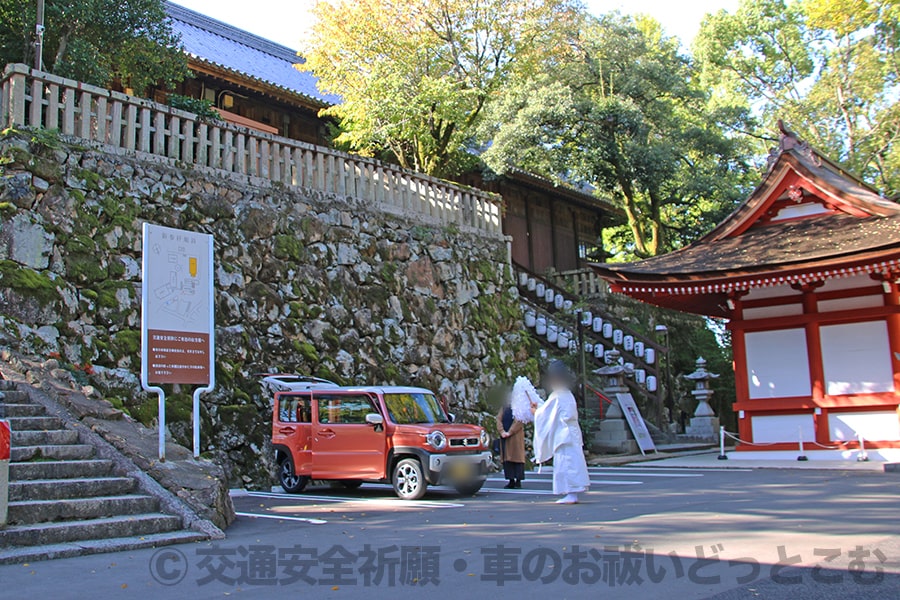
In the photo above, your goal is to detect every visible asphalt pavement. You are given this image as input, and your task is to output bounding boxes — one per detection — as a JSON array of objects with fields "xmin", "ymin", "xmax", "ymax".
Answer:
[{"xmin": 1, "ymin": 464, "xmax": 898, "ymax": 599}]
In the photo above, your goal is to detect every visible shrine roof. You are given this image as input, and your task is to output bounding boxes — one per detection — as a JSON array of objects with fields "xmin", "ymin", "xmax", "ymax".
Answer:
[
  {"xmin": 166, "ymin": 2, "xmax": 338, "ymax": 108},
  {"xmin": 593, "ymin": 123, "xmax": 900, "ymax": 286}
]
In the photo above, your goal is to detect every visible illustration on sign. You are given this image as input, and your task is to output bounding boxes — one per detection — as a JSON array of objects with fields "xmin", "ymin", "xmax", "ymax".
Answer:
[{"xmin": 142, "ymin": 224, "xmax": 214, "ymax": 385}]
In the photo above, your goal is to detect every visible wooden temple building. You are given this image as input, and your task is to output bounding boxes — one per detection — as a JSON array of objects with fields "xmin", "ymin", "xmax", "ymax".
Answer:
[
  {"xmin": 161, "ymin": 1, "xmax": 622, "ymax": 275},
  {"xmin": 592, "ymin": 126, "xmax": 900, "ymax": 454}
]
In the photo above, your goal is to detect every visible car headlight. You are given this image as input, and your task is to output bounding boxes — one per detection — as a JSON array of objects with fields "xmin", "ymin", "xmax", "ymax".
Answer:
[
  {"xmin": 426, "ymin": 431, "xmax": 447, "ymax": 451},
  {"xmin": 480, "ymin": 430, "xmax": 490, "ymax": 448}
]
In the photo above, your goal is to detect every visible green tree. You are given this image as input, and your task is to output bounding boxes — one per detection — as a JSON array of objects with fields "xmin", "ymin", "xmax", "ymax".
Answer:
[
  {"xmin": 695, "ymin": 0, "xmax": 900, "ymax": 195},
  {"xmin": 301, "ymin": 0, "xmax": 582, "ymax": 177},
  {"xmin": 481, "ymin": 14, "xmax": 753, "ymax": 258},
  {"xmin": 0, "ymin": 0, "xmax": 188, "ymax": 92}
]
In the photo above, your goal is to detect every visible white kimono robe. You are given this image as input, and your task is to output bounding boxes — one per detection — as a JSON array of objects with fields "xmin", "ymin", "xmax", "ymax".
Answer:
[{"xmin": 533, "ymin": 388, "xmax": 590, "ymax": 495}]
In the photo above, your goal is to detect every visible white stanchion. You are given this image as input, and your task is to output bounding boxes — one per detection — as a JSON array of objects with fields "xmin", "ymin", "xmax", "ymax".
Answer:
[
  {"xmin": 797, "ymin": 426, "xmax": 808, "ymax": 461},
  {"xmin": 718, "ymin": 425, "xmax": 728, "ymax": 460},
  {"xmin": 0, "ymin": 419, "xmax": 9, "ymax": 528},
  {"xmin": 857, "ymin": 433, "xmax": 869, "ymax": 462}
]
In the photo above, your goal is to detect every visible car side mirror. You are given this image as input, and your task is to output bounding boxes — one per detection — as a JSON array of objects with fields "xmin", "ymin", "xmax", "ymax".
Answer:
[
  {"xmin": 366, "ymin": 413, "xmax": 384, "ymax": 432},
  {"xmin": 447, "ymin": 413, "xmax": 456, "ymax": 423}
]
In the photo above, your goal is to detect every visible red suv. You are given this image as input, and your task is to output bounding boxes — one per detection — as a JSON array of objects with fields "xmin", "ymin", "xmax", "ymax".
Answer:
[{"xmin": 264, "ymin": 375, "xmax": 491, "ymax": 500}]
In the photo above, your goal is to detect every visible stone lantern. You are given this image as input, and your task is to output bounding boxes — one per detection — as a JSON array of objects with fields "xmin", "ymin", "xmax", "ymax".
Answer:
[
  {"xmin": 683, "ymin": 357, "xmax": 720, "ymax": 440},
  {"xmin": 591, "ymin": 348, "xmax": 639, "ymax": 454}
]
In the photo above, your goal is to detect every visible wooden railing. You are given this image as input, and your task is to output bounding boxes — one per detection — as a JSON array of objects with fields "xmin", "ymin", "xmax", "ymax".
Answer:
[
  {"xmin": 555, "ymin": 268, "xmax": 608, "ymax": 298},
  {"xmin": 0, "ymin": 64, "xmax": 503, "ymax": 235}
]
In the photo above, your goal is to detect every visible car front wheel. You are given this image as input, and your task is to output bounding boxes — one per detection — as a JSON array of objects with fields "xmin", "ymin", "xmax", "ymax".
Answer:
[
  {"xmin": 279, "ymin": 456, "xmax": 309, "ymax": 494},
  {"xmin": 392, "ymin": 458, "xmax": 427, "ymax": 500}
]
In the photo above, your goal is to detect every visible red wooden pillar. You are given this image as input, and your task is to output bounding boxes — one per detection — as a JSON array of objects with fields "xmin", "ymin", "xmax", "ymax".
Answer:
[
  {"xmin": 729, "ymin": 292, "xmax": 752, "ymax": 444},
  {"xmin": 881, "ymin": 278, "xmax": 900, "ymax": 394},
  {"xmin": 795, "ymin": 282, "xmax": 828, "ymax": 446}
]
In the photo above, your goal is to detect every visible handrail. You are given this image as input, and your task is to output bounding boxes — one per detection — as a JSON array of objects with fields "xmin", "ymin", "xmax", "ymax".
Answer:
[
  {"xmin": 0, "ymin": 63, "xmax": 503, "ymax": 235},
  {"xmin": 515, "ymin": 262, "xmax": 667, "ymax": 354}
]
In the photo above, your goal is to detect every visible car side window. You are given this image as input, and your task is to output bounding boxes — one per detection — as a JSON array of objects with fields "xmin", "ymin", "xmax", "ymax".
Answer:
[
  {"xmin": 315, "ymin": 395, "xmax": 376, "ymax": 425},
  {"xmin": 278, "ymin": 395, "xmax": 311, "ymax": 423}
]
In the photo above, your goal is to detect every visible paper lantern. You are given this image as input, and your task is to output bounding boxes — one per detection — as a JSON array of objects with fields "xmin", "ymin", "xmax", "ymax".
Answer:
[
  {"xmin": 524, "ymin": 310, "xmax": 536, "ymax": 328},
  {"xmin": 527, "ymin": 277, "xmax": 536, "ymax": 291},
  {"xmin": 544, "ymin": 288, "xmax": 554, "ymax": 303},
  {"xmin": 633, "ymin": 341, "xmax": 645, "ymax": 358},
  {"xmin": 557, "ymin": 330, "xmax": 569, "ymax": 349},
  {"xmin": 592, "ymin": 317, "xmax": 603, "ymax": 333},
  {"xmin": 536, "ymin": 282, "xmax": 545, "ymax": 297},
  {"xmin": 602, "ymin": 323, "xmax": 613, "ymax": 338},
  {"xmin": 535, "ymin": 316, "xmax": 547, "ymax": 335},
  {"xmin": 585, "ymin": 342, "xmax": 594, "ymax": 354},
  {"xmin": 613, "ymin": 329, "xmax": 624, "ymax": 345},
  {"xmin": 593, "ymin": 343, "xmax": 604, "ymax": 358},
  {"xmin": 624, "ymin": 335, "xmax": 634, "ymax": 352},
  {"xmin": 581, "ymin": 311, "xmax": 592, "ymax": 326},
  {"xmin": 645, "ymin": 348, "xmax": 656, "ymax": 364},
  {"xmin": 547, "ymin": 324, "xmax": 558, "ymax": 343},
  {"xmin": 563, "ymin": 299, "xmax": 573, "ymax": 312},
  {"xmin": 635, "ymin": 369, "xmax": 646, "ymax": 384},
  {"xmin": 646, "ymin": 375, "xmax": 658, "ymax": 392},
  {"xmin": 568, "ymin": 340, "xmax": 577, "ymax": 353},
  {"xmin": 554, "ymin": 294, "xmax": 564, "ymax": 309}
]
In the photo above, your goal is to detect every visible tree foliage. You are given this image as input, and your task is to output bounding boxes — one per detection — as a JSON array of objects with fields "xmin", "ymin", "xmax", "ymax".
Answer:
[
  {"xmin": 301, "ymin": 0, "xmax": 582, "ymax": 177},
  {"xmin": 481, "ymin": 14, "xmax": 754, "ymax": 258},
  {"xmin": 695, "ymin": 0, "xmax": 900, "ymax": 196},
  {"xmin": 0, "ymin": 0, "xmax": 188, "ymax": 92}
]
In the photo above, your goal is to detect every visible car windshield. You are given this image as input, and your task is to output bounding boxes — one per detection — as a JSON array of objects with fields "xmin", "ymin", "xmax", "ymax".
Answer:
[{"xmin": 383, "ymin": 393, "xmax": 449, "ymax": 425}]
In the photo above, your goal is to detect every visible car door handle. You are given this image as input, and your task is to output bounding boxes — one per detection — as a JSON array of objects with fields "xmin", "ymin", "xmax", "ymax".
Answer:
[
  {"xmin": 317, "ymin": 428, "xmax": 336, "ymax": 439},
  {"xmin": 279, "ymin": 427, "xmax": 295, "ymax": 435}
]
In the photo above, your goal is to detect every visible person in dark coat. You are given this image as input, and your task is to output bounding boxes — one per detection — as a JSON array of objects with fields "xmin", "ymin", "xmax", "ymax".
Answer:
[{"xmin": 496, "ymin": 397, "xmax": 526, "ymax": 489}]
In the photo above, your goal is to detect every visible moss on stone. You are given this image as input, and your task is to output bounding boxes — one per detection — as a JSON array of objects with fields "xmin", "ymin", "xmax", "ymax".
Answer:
[
  {"xmin": 111, "ymin": 330, "xmax": 141, "ymax": 359},
  {"xmin": 293, "ymin": 340, "xmax": 319, "ymax": 363},
  {"xmin": 0, "ymin": 260, "xmax": 59, "ymax": 303},
  {"xmin": 273, "ymin": 234, "xmax": 306, "ymax": 262}
]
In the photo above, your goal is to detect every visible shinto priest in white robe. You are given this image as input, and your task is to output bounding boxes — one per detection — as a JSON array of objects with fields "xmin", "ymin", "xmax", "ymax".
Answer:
[{"xmin": 533, "ymin": 388, "xmax": 590, "ymax": 495}]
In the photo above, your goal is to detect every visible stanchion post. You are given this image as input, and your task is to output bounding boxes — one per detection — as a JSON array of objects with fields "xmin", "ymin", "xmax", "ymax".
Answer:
[
  {"xmin": 718, "ymin": 425, "xmax": 728, "ymax": 460},
  {"xmin": 0, "ymin": 419, "xmax": 9, "ymax": 528},
  {"xmin": 857, "ymin": 433, "xmax": 869, "ymax": 462},
  {"xmin": 797, "ymin": 426, "xmax": 808, "ymax": 461}
]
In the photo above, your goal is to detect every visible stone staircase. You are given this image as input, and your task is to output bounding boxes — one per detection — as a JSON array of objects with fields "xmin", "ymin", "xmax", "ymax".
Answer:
[{"xmin": 0, "ymin": 380, "xmax": 207, "ymax": 564}]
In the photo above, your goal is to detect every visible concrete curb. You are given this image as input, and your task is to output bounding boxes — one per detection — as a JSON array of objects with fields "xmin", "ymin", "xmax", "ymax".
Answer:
[{"xmin": 2, "ymin": 369, "xmax": 224, "ymax": 540}]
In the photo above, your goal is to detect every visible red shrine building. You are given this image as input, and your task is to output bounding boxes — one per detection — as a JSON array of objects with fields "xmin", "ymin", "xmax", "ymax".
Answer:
[{"xmin": 592, "ymin": 128, "xmax": 900, "ymax": 456}]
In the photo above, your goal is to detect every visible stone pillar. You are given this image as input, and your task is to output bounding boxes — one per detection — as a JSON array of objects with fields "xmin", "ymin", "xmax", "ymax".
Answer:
[
  {"xmin": 684, "ymin": 357, "xmax": 720, "ymax": 441},
  {"xmin": 591, "ymin": 349, "xmax": 639, "ymax": 454}
]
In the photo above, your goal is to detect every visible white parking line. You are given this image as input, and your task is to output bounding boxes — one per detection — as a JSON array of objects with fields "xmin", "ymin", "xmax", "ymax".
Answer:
[
  {"xmin": 244, "ymin": 490, "xmax": 466, "ymax": 508},
  {"xmin": 485, "ymin": 477, "xmax": 643, "ymax": 486},
  {"xmin": 235, "ymin": 511, "xmax": 327, "ymax": 525}
]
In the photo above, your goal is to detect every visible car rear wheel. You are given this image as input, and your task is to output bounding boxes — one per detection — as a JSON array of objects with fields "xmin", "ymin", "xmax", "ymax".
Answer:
[
  {"xmin": 392, "ymin": 458, "xmax": 427, "ymax": 500},
  {"xmin": 279, "ymin": 456, "xmax": 309, "ymax": 494},
  {"xmin": 454, "ymin": 480, "xmax": 484, "ymax": 497}
]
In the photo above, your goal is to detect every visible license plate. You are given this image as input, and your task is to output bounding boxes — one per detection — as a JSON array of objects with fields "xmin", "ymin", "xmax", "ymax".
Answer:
[{"xmin": 449, "ymin": 461, "xmax": 471, "ymax": 480}]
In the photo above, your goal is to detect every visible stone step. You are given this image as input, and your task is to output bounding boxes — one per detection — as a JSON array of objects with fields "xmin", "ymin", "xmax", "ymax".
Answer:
[
  {"xmin": 8, "ymin": 494, "xmax": 160, "ymax": 524},
  {"xmin": 9, "ymin": 476, "xmax": 135, "ymax": 502},
  {"xmin": 11, "ymin": 444, "xmax": 94, "ymax": 461},
  {"xmin": 0, "ymin": 380, "xmax": 18, "ymax": 391},
  {"xmin": 0, "ymin": 403, "xmax": 45, "ymax": 417},
  {"xmin": 10, "ymin": 429, "xmax": 79, "ymax": 446},
  {"xmin": 0, "ymin": 530, "xmax": 207, "ymax": 565},
  {"xmin": 4, "ymin": 415, "xmax": 63, "ymax": 431},
  {"xmin": 0, "ymin": 513, "xmax": 183, "ymax": 548},
  {"xmin": 10, "ymin": 459, "xmax": 114, "ymax": 480},
  {"xmin": 0, "ymin": 389, "xmax": 30, "ymax": 402}
]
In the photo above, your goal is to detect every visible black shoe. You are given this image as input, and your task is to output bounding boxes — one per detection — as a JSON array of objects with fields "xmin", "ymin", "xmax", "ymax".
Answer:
[
  {"xmin": 514, "ymin": 480, "xmax": 522, "ymax": 489},
  {"xmin": 504, "ymin": 481, "xmax": 515, "ymax": 489}
]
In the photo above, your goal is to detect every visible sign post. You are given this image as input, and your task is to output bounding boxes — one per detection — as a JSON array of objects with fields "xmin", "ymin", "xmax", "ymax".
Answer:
[
  {"xmin": 141, "ymin": 223, "xmax": 215, "ymax": 461},
  {"xmin": 0, "ymin": 419, "xmax": 10, "ymax": 528}
]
